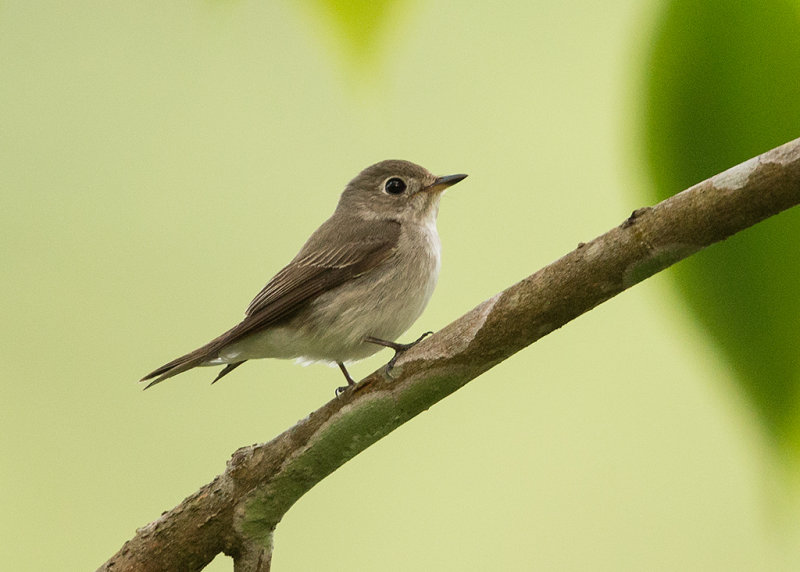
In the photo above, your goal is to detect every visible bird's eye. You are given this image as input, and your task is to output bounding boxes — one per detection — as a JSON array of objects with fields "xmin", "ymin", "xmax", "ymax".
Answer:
[{"xmin": 384, "ymin": 177, "xmax": 407, "ymax": 195}]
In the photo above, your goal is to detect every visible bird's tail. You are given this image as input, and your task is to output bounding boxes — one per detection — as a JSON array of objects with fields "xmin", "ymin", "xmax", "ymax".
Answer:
[
  {"xmin": 141, "ymin": 311, "xmax": 263, "ymax": 390},
  {"xmin": 140, "ymin": 324, "xmax": 243, "ymax": 389},
  {"xmin": 140, "ymin": 346, "xmax": 213, "ymax": 389}
]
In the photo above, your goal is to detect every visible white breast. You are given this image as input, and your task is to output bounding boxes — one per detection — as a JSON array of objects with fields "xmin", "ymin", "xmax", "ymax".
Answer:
[{"xmin": 217, "ymin": 219, "xmax": 442, "ymax": 365}]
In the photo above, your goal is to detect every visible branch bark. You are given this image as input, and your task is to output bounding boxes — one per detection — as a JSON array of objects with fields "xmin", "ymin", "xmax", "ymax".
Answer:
[{"xmin": 99, "ymin": 137, "xmax": 800, "ymax": 571}]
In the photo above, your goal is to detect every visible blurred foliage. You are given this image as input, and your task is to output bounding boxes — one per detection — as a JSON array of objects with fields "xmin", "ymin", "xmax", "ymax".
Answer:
[
  {"xmin": 305, "ymin": 0, "xmax": 404, "ymax": 66},
  {"xmin": 643, "ymin": 0, "xmax": 800, "ymax": 456}
]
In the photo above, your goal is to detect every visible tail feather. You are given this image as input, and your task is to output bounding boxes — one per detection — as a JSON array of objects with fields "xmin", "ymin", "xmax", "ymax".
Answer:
[
  {"xmin": 140, "ymin": 313, "xmax": 265, "ymax": 388},
  {"xmin": 140, "ymin": 327, "xmax": 242, "ymax": 388},
  {"xmin": 140, "ymin": 348, "xmax": 211, "ymax": 389},
  {"xmin": 211, "ymin": 361, "xmax": 246, "ymax": 384}
]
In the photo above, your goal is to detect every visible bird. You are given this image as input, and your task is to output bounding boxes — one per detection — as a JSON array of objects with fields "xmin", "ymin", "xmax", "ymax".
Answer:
[{"xmin": 140, "ymin": 160, "xmax": 467, "ymax": 391}]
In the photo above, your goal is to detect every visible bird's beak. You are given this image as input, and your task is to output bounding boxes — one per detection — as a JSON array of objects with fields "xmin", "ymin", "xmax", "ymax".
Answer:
[{"xmin": 425, "ymin": 173, "xmax": 468, "ymax": 193}]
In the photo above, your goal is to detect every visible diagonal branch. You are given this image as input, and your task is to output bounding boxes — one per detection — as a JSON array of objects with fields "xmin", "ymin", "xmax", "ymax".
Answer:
[{"xmin": 99, "ymin": 137, "xmax": 800, "ymax": 572}]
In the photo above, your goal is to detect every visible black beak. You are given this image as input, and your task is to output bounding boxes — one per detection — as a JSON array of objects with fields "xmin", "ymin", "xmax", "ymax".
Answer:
[{"xmin": 426, "ymin": 173, "xmax": 468, "ymax": 192}]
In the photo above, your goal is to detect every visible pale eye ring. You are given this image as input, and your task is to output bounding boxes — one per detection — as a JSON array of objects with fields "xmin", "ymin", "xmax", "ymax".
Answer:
[{"xmin": 384, "ymin": 177, "xmax": 407, "ymax": 195}]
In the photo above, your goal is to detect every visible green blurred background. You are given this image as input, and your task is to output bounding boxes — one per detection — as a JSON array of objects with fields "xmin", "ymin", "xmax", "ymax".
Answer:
[{"xmin": 2, "ymin": 1, "xmax": 800, "ymax": 570}]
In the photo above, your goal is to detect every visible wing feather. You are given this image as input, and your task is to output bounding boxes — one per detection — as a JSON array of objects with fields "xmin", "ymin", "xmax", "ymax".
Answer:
[
  {"xmin": 140, "ymin": 217, "xmax": 401, "ymax": 386},
  {"xmin": 223, "ymin": 217, "xmax": 401, "ymax": 346}
]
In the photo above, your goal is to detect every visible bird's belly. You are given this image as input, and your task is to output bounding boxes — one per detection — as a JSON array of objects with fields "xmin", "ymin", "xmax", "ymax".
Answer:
[{"xmin": 220, "ymin": 238, "xmax": 440, "ymax": 365}]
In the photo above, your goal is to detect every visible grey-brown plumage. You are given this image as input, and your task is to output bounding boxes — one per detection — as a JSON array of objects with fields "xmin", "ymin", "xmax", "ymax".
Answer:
[{"xmin": 141, "ymin": 160, "xmax": 467, "ymax": 389}]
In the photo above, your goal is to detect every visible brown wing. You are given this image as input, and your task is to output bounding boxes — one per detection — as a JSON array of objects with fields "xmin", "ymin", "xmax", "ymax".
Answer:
[
  {"xmin": 141, "ymin": 217, "xmax": 401, "ymax": 387},
  {"xmin": 229, "ymin": 218, "xmax": 401, "ymax": 342}
]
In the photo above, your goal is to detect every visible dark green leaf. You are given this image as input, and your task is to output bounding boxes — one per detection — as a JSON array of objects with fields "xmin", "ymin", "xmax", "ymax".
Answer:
[{"xmin": 642, "ymin": 0, "xmax": 800, "ymax": 454}]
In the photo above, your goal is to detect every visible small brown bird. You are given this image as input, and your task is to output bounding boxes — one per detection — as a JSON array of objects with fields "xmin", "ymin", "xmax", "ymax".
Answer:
[{"xmin": 141, "ymin": 160, "xmax": 467, "ymax": 390}]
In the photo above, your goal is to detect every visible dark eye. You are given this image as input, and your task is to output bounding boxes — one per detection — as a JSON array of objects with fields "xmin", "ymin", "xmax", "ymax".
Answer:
[{"xmin": 384, "ymin": 177, "xmax": 407, "ymax": 195}]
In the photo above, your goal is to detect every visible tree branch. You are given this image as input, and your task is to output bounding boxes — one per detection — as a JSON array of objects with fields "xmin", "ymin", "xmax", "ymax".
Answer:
[{"xmin": 99, "ymin": 137, "xmax": 800, "ymax": 571}]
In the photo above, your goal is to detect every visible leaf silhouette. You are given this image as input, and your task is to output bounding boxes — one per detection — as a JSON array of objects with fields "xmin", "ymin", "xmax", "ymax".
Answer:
[
  {"xmin": 642, "ymin": 0, "xmax": 800, "ymax": 455},
  {"xmin": 305, "ymin": 0, "xmax": 405, "ymax": 68}
]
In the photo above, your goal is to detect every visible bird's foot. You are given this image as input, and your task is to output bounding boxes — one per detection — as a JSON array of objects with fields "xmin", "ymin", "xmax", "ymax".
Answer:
[
  {"xmin": 365, "ymin": 331, "xmax": 433, "ymax": 378},
  {"xmin": 335, "ymin": 361, "xmax": 356, "ymax": 397}
]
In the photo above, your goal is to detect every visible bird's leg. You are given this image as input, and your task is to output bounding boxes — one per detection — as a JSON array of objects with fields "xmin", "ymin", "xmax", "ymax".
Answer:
[
  {"xmin": 335, "ymin": 361, "xmax": 356, "ymax": 396},
  {"xmin": 365, "ymin": 331, "xmax": 433, "ymax": 376}
]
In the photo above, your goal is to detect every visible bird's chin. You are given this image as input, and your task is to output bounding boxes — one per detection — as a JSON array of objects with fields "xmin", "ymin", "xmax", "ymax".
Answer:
[{"xmin": 408, "ymin": 193, "xmax": 442, "ymax": 220}]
